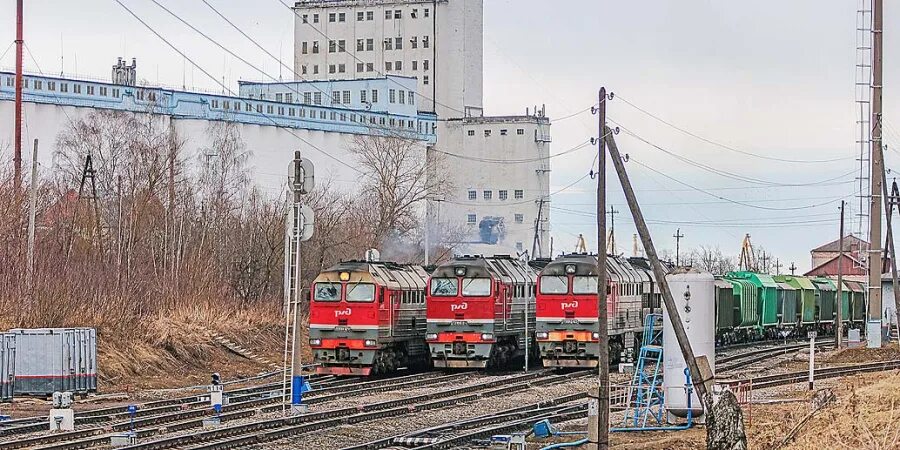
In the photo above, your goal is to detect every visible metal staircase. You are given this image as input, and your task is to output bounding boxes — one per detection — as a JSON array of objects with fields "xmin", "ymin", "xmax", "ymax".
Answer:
[{"xmin": 622, "ymin": 313, "xmax": 665, "ymax": 428}]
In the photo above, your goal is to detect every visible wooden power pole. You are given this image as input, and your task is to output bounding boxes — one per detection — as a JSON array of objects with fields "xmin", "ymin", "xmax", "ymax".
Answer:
[
  {"xmin": 589, "ymin": 87, "xmax": 610, "ymax": 450},
  {"xmin": 605, "ymin": 127, "xmax": 714, "ymax": 407},
  {"xmin": 868, "ymin": 0, "xmax": 884, "ymax": 347}
]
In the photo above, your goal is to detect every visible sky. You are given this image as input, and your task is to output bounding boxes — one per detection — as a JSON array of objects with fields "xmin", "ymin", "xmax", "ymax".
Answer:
[{"xmin": 1, "ymin": 0, "xmax": 899, "ymax": 271}]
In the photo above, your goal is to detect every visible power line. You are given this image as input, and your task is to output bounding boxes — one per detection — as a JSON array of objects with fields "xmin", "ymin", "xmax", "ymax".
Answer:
[
  {"xmin": 113, "ymin": 0, "xmax": 361, "ymax": 173},
  {"xmin": 612, "ymin": 119, "xmax": 858, "ymax": 187},
  {"xmin": 630, "ymin": 156, "xmax": 857, "ymax": 211},
  {"xmin": 614, "ymin": 94, "xmax": 854, "ymax": 164},
  {"xmin": 551, "ymin": 205, "xmax": 836, "ymax": 223},
  {"xmin": 433, "ymin": 140, "xmax": 590, "ymax": 164}
]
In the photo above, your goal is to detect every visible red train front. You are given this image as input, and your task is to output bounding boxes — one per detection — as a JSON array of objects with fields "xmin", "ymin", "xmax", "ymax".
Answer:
[
  {"xmin": 425, "ymin": 255, "xmax": 536, "ymax": 369},
  {"xmin": 308, "ymin": 261, "xmax": 428, "ymax": 376}
]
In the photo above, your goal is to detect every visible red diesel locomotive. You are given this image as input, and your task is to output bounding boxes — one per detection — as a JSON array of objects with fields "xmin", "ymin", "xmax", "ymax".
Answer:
[
  {"xmin": 308, "ymin": 261, "xmax": 429, "ymax": 376},
  {"xmin": 425, "ymin": 255, "xmax": 537, "ymax": 369},
  {"xmin": 535, "ymin": 254, "xmax": 653, "ymax": 368}
]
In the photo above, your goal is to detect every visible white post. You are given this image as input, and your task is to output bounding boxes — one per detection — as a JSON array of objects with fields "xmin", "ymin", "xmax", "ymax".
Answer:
[{"xmin": 808, "ymin": 331, "xmax": 816, "ymax": 390}]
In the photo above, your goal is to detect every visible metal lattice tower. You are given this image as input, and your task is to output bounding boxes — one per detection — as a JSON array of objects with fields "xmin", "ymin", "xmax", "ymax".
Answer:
[{"xmin": 855, "ymin": 0, "xmax": 873, "ymax": 271}]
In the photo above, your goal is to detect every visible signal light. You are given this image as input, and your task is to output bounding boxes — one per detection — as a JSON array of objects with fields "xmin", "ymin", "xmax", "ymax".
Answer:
[
  {"xmin": 339, "ymin": 272, "xmax": 350, "ymax": 281},
  {"xmin": 454, "ymin": 267, "xmax": 466, "ymax": 277},
  {"xmin": 565, "ymin": 264, "xmax": 577, "ymax": 274},
  {"xmin": 211, "ymin": 373, "xmax": 221, "ymax": 386}
]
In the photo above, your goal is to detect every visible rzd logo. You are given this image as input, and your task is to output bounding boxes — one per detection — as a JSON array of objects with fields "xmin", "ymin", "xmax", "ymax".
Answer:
[
  {"xmin": 561, "ymin": 301, "xmax": 579, "ymax": 310},
  {"xmin": 450, "ymin": 303, "xmax": 468, "ymax": 312},
  {"xmin": 334, "ymin": 308, "xmax": 352, "ymax": 317}
]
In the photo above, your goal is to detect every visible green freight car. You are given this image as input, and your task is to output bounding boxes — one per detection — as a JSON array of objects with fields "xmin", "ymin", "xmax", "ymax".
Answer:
[
  {"xmin": 776, "ymin": 281, "xmax": 799, "ymax": 328},
  {"xmin": 774, "ymin": 275, "xmax": 817, "ymax": 326},
  {"xmin": 812, "ymin": 278, "xmax": 837, "ymax": 327},
  {"xmin": 844, "ymin": 280, "xmax": 866, "ymax": 324},
  {"xmin": 727, "ymin": 271, "xmax": 779, "ymax": 330}
]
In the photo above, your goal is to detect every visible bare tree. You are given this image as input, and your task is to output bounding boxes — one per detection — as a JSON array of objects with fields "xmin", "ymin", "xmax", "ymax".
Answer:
[{"xmin": 690, "ymin": 245, "xmax": 737, "ymax": 275}]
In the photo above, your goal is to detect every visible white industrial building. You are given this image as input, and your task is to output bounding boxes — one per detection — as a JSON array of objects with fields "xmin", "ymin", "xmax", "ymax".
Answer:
[{"xmin": 293, "ymin": 0, "xmax": 552, "ymax": 258}]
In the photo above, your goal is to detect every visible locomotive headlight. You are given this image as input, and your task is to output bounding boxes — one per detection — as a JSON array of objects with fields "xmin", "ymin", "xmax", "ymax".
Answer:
[
  {"xmin": 364, "ymin": 339, "xmax": 377, "ymax": 347},
  {"xmin": 425, "ymin": 333, "xmax": 438, "ymax": 341},
  {"xmin": 536, "ymin": 331, "xmax": 549, "ymax": 340},
  {"xmin": 565, "ymin": 264, "xmax": 577, "ymax": 274},
  {"xmin": 454, "ymin": 267, "xmax": 467, "ymax": 277},
  {"xmin": 309, "ymin": 338, "xmax": 322, "ymax": 346},
  {"xmin": 591, "ymin": 332, "xmax": 600, "ymax": 341},
  {"xmin": 480, "ymin": 333, "xmax": 494, "ymax": 341}
]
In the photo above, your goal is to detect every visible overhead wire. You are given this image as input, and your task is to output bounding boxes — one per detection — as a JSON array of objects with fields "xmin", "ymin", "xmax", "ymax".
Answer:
[
  {"xmin": 614, "ymin": 94, "xmax": 854, "ymax": 164},
  {"xmin": 113, "ymin": 0, "xmax": 362, "ymax": 174}
]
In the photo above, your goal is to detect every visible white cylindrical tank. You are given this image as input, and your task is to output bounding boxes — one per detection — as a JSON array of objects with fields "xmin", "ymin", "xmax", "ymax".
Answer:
[{"xmin": 663, "ymin": 268, "xmax": 715, "ymax": 418}]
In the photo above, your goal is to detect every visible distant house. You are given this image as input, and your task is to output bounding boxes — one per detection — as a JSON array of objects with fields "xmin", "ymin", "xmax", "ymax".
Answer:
[{"xmin": 806, "ymin": 235, "xmax": 869, "ymax": 276}]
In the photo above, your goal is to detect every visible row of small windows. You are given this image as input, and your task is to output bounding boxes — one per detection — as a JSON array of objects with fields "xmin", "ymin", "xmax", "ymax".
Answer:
[
  {"xmin": 300, "ymin": 36, "xmax": 431, "ymax": 54},
  {"xmin": 468, "ymin": 128, "xmax": 527, "ymax": 137},
  {"xmin": 467, "ymin": 190, "xmax": 525, "ymax": 201},
  {"xmin": 466, "ymin": 213, "xmax": 525, "ymax": 224},
  {"xmin": 4, "ymin": 76, "xmax": 162, "ymax": 103},
  {"xmin": 301, "ymin": 7, "xmax": 430, "ymax": 24},
  {"xmin": 252, "ymin": 89, "xmax": 415, "ymax": 107}
]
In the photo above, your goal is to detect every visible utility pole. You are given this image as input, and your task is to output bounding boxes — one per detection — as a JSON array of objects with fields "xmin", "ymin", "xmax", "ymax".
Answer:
[
  {"xmin": 607, "ymin": 206, "xmax": 619, "ymax": 255},
  {"xmin": 25, "ymin": 139, "xmax": 38, "ymax": 292},
  {"xmin": 790, "ymin": 262, "xmax": 797, "ymax": 275},
  {"xmin": 286, "ymin": 152, "xmax": 314, "ymax": 415},
  {"xmin": 880, "ymin": 166, "xmax": 900, "ymax": 343},
  {"xmin": 760, "ymin": 252, "xmax": 770, "ymax": 274},
  {"xmin": 837, "ymin": 201, "xmax": 845, "ymax": 348},
  {"xmin": 867, "ymin": 0, "xmax": 884, "ymax": 348},
  {"xmin": 588, "ymin": 88, "xmax": 610, "ymax": 450},
  {"xmin": 606, "ymin": 127, "xmax": 714, "ymax": 409},
  {"xmin": 774, "ymin": 259, "xmax": 782, "ymax": 275},
  {"xmin": 673, "ymin": 228, "xmax": 684, "ymax": 266},
  {"xmin": 14, "ymin": 0, "xmax": 24, "ymax": 192}
]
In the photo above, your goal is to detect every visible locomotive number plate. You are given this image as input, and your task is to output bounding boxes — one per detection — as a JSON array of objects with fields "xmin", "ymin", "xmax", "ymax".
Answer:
[
  {"xmin": 451, "ymin": 321, "xmax": 468, "ymax": 326},
  {"xmin": 334, "ymin": 326, "xmax": 352, "ymax": 332},
  {"xmin": 561, "ymin": 319, "xmax": 581, "ymax": 324}
]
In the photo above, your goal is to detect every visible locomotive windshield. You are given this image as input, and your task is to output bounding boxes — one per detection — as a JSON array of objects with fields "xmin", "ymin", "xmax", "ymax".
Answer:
[
  {"xmin": 572, "ymin": 276, "xmax": 599, "ymax": 294},
  {"xmin": 431, "ymin": 278, "xmax": 458, "ymax": 296},
  {"xmin": 461, "ymin": 278, "xmax": 491, "ymax": 297},
  {"xmin": 346, "ymin": 283, "xmax": 376, "ymax": 302},
  {"xmin": 539, "ymin": 276, "xmax": 567, "ymax": 294},
  {"xmin": 314, "ymin": 282, "xmax": 341, "ymax": 301}
]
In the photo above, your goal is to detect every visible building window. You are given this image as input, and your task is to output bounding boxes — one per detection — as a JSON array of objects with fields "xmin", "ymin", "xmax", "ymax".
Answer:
[
  {"xmin": 339, "ymin": 64, "xmax": 346, "ymax": 73},
  {"xmin": 276, "ymin": 93, "xmax": 283, "ymax": 102},
  {"xmin": 313, "ymin": 65, "xmax": 319, "ymax": 74},
  {"xmin": 99, "ymin": 86, "xmax": 107, "ymax": 96},
  {"xmin": 313, "ymin": 13, "xmax": 319, "ymax": 23},
  {"xmin": 389, "ymin": 89, "xmax": 396, "ymax": 103},
  {"xmin": 301, "ymin": 65, "xmax": 308, "ymax": 75},
  {"xmin": 517, "ymin": 128, "xmax": 525, "ymax": 135},
  {"xmin": 395, "ymin": 61, "xmax": 402, "ymax": 71},
  {"xmin": 360, "ymin": 90, "xmax": 367, "ymax": 103},
  {"xmin": 357, "ymin": 11, "xmax": 364, "ymax": 21},
  {"xmin": 467, "ymin": 214, "xmax": 477, "ymax": 224},
  {"xmin": 411, "ymin": 8, "xmax": 418, "ymax": 18},
  {"xmin": 34, "ymin": 80, "xmax": 42, "ymax": 90},
  {"xmin": 384, "ymin": 38, "xmax": 393, "ymax": 51},
  {"xmin": 278, "ymin": 106, "xmax": 284, "ymax": 115},
  {"xmin": 286, "ymin": 93, "xmax": 293, "ymax": 103},
  {"xmin": 399, "ymin": 90, "xmax": 405, "ymax": 104},
  {"xmin": 246, "ymin": 103, "xmax": 252, "ymax": 111},
  {"xmin": 329, "ymin": 40, "xmax": 337, "ymax": 53},
  {"xmin": 409, "ymin": 91, "xmax": 415, "ymax": 105},
  {"xmin": 423, "ymin": 36, "xmax": 430, "ymax": 48},
  {"xmin": 73, "ymin": 84, "xmax": 81, "ymax": 94},
  {"xmin": 330, "ymin": 111, "xmax": 337, "ymax": 120},
  {"xmin": 514, "ymin": 189, "xmax": 524, "ymax": 200},
  {"xmin": 412, "ymin": 60, "xmax": 418, "ymax": 71},
  {"xmin": 366, "ymin": 38, "xmax": 374, "ymax": 51},
  {"xmin": 111, "ymin": 88, "xmax": 119, "ymax": 97},
  {"xmin": 357, "ymin": 62, "xmax": 364, "ymax": 72},
  {"xmin": 371, "ymin": 89, "xmax": 378, "ymax": 103},
  {"xmin": 302, "ymin": 42, "xmax": 308, "ymax": 54},
  {"xmin": 499, "ymin": 190, "xmax": 508, "ymax": 200},
  {"xmin": 423, "ymin": 60, "xmax": 430, "ymax": 71},
  {"xmin": 339, "ymin": 12, "xmax": 346, "ymax": 22},
  {"xmin": 385, "ymin": 10, "xmax": 392, "ymax": 19},
  {"xmin": 424, "ymin": 8, "xmax": 430, "ymax": 17},
  {"xmin": 516, "ymin": 242, "xmax": 524, "ymax": 251},
  {"xmin": 338, "ymin": 40, "xmax": 346, "ymax": 52},
  {"xmin": 500, "ymin": 129, "xmax": 508, "ymax": 136},
  {"xmin": 312, "ymin": 41, "xmax": 319, "ymax": 53},
  {"xmin": 467, "ymin": 130, "xmax": 475, "ymax": 136},
  {"xmin": 329, "ymin": 13, "xmax": 336, "ymax": 22},
  {"xmin": 468, "ymin": 190, "xmax": 477, "ymax": 200},
  {"xmin": 357, "ymin": 39, "xmax": 365, "ymax": 51},
  {"xmin": 48, "ymin": 81, "xmax": 56, "ymax": 91},
  {"xmin": 484, "ymin": 130, "xmax": 492, "ymax": 137},
  {"xmin": 423, "ymin": 75, "xmax": 429, "ymax": 85},
  {"xmin": 515, "ymin": 214, "xmax": 524, "ymax": 224},
  {"xmin": 367, "ymin": 11, "xmax": 374, "ymax": 20},
  {"xmin": 366, "ymin": 63, "xmax": 374, "ymax": 72},
  {"xmin": 395, "ymin": 37, "xmax": 403, "ymax": 50},
  {"xmin": 302, "ymin": 14, "xmax": 308, "ymax": 23},
  {"xmin": 267, "ymin": 105, "xmax": 274, "ymax": 114},
  {"xmin": 329, "ymin": 64, "xmax": 336, "ymax": 74},
  {"xmin": 331, "ymin": 91, "xmax": 340, "ymax": 105},
  {"xmin": 304, "ymin": 92, "xmax": 312, "ymax": 104},
  {"xmin": 484, "ymin": 190, "xmax": 492, "ymax": 200},
  {"xmin": 314, "ymin": 92, "xmax": 322, "ymax": 105},
  {"xmin": 394, "ymin": 9, "xmax": 401, "ymax": 19},
  {"xmin": 343, "ymin": 90, "xmax": 351, "ymax": 104},
  {"xmin": 289, "ymin": 107, "xmax": 295, "ymax": 116},
  {"xmin": 60, "ymin": 83, "xmax": 68, "ymax": 93},
  {"xmin": 86, "ymin": 85, "xmax": 94, "ymax": 95},
  {"xmin": 411, "ymin": 36, "xmax": 418, "ymax": 49},
  {"xmin": 385, "ymin": 61, "xmax": 393, "ymax": 71},
  {"xmin": 320, "ymin": 110, "xmax": 326, "ymax": 119}
]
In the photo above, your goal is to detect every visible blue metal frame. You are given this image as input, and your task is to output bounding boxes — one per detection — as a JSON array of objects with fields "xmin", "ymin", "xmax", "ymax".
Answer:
[{"xmin": 622, "ymin": 313, "xmax": 665, "ymax": 428}]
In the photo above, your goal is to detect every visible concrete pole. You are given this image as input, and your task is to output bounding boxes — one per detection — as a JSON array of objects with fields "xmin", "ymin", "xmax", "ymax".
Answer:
[
  {"xmin": 25, "ymin": 139, "xmax": 38, "ymax": 292},
  {"xmin": 836, "ymin": 201, "xmax": 844, "ymax": 349},
  {"xmin": 14, "ymin": 0, "xmax": 23, "ymax": 192},
  {"xmin": 606, "ymin": 129, "xmax": 713, "ymax": 405},
  {"xmin": 589, "ymin": 88, "xmax": 610, "ymax": 450},
  {"xmin": 867, "ymin": 0, "xmax": 884, "ymax": 347}
]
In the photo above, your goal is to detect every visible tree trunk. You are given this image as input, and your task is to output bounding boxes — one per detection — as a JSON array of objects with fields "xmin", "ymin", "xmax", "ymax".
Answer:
[{"xmin": 706, "ymin": 391, "xmax": 748, "ymax": 450}]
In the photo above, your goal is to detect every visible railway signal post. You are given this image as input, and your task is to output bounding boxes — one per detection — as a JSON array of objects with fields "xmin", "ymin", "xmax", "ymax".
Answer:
[{"xmin": 286, "ymin": 151, "xmax": 315, "ymax": 415}]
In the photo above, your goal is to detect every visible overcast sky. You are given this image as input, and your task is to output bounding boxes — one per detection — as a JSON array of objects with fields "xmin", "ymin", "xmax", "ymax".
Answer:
[{"xmin": 2, "ymin": 0, "xmax": 899, "ymax": 271}]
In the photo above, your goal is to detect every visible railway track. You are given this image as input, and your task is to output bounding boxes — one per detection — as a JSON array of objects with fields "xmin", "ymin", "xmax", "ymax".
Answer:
[
  {"xmin": 0, "ymin": 372, "xmax": 447, "ymax": 450},
  {"xmin": 725, "ymin": 359, "xmax": 900, "ymax": 390},
  {"xmin": 340, "ymin": 393, "xmax": 588, "ymax": 450},
  {"xmin": 717, "ymin": 340, "xmax": 833, "ymax": 373},
  {"xmin": 117, "ymin": 370, "xmax": 590, "ymax": 450}
]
